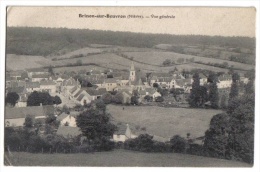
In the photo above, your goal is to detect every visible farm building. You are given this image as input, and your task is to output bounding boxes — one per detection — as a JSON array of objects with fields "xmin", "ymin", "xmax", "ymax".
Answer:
[
  {"xmin": 113, "ymin": 124, "xmax": 137, "ymax": 143},
  {"xmin": 5, "ymin": 105, "xmax": 54, "ymax": 127}
]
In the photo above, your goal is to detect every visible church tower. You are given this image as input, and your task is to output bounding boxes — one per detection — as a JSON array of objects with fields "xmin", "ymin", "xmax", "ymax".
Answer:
[{"xmin": 129, "ymin": 62, "xmax": 136, "ymax": 82}]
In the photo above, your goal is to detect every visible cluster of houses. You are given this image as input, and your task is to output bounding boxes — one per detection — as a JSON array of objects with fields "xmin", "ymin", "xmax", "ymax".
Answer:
[{"xmin": 5, "ymin": 62, "xmax": 250, "ymax": 144}]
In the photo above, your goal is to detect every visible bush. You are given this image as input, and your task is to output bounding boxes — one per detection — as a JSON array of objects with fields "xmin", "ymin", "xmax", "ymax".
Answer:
[
  {"xmin": 170, "ymin": 135, "xmax": 187, "ymax": 153},
  {"xmin": 155, "ymin": 96, "xmax": 164, "ymax": 102},
  {"xmin": 93, "ymin": 137, "xmax": 115, "ymax": 151},
  {"xmin": 124, "ymin": 134, "xmax": 154, "ymax": 152}
]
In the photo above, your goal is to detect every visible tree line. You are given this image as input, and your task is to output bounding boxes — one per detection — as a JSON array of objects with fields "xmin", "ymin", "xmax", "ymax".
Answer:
[{"xmin": 7, "ymin": 27, "xmax": 255, "ymax": 56}]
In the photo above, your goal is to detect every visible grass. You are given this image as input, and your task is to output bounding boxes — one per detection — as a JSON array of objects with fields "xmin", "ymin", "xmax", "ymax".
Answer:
[
  {"xmin": 122, "ymin": 51, "xmax": 254, "ymax": 70},
  {"xmin": 6, "ymin": 54, "xmax": 53, "ymax": 71},
  {"xmin": 107, "ymin": 105, "xmax": 222, "ymax": 139},
  {"xmin": 4, "ymin": 150, "xmax": 251, "ymax": 167}
]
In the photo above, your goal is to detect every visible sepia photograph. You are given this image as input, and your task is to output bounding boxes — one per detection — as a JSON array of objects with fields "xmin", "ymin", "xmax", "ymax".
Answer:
[{"xmin": 1, "ymin": 4, "xmax": 258, "ymax": 168}]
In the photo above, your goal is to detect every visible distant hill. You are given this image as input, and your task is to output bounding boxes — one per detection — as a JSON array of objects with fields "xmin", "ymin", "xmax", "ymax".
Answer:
[{"xmin": 6, "ymin": 27, "xmax": 255, "ymax": 57}]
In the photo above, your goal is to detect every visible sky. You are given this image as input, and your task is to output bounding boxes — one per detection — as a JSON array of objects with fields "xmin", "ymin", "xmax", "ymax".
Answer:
[{"xmin": 7, "ymin": 6, "xmax": 256, "ymax": 37}]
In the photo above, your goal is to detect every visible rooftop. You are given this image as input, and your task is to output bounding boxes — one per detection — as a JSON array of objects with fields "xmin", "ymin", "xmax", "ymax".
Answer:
[{"xmin": 56, "ymin": 126, "xmax": 81, "ymax": 138}]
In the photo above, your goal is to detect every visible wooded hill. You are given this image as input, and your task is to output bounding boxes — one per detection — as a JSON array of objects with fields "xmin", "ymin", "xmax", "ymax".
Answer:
[{"xmin": 6, "ymin": 27, "xmax": 255, "ymax": 57}]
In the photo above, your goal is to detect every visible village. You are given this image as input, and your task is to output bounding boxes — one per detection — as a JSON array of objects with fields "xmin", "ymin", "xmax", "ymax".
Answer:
[{"xmin": 5, "ymin": 61, "xmax": 250, "ymax": 144}]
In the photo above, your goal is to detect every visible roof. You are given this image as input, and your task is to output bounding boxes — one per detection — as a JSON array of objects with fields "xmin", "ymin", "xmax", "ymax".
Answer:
[
  {"xmin": 114, "ymin": 125, "xmax": 127, "ymax": 135},
  {"xmin": 56, "ymin": 126, "xmax": 81, "ymax": 138},
  {"xmin": 139, "ymin": 90, "xmax": 146, "ymax": 95},
  {"xmin": 218, "ymin": 74, "xmax": 232, "ymax": 81},
  {"xmin": 74, "ymin": 89, "xmax": 84, "ymax": 98},
  {"xmin": 198, "ymin": 73, "xmax": 207, "ymax": 79},
  {"xmin": 84, "ymin": 87, "xmax": 106, "ymax": 96},
  {"xmin": 26, "ymin": 82, "xmax": 40, "ymax": 88},
  {"xmin": 6, "ymin": 86, "xmax": 26, "ymax": 94},
  {"xmin": 9, "ymin": 70, "xmax": 23, "ymax": 77},
  {"xmin": 145, "ymin": 88, "xmax": 156, "ymax": 95},
  {"xmin": 56, "ymin": 112, "xmax": 69, "ymax": 121},
  {"xmin": 76, "ymin": 94, "xmax": 85, "ymax": 101},
  {"xmin": 32, "ymin": 74, "xmax": 49, "ymax": 78},
  {"xmin": 5, "ymin": 106, "xmax": 52, "ymax": 119},
  {"xmin": 62, "ymin": 77, "xmax": 79, "ymax": 86},
  {"xmin": 40, "ymin": 80, "xmax": 56, "ymax": 85},
  {"xmin": 157, "ymin": 77, "xmax": 173, "ymax": 82},
  {"xmin": 69, "ymin": 86, "xmax": 78, "ymax": 94},
  {"xmin": 104, "ymin": 78, "xmax": 117, "ymax": 84},
  {"xmin": 175, "ymin": 79, "xmax": 190, "ymax": 87}
]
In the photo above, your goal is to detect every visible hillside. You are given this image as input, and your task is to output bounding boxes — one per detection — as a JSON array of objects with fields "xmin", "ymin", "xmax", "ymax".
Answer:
[{"xmin": 7, "ymin": 27, "xmax": 255, "ymax": 56}]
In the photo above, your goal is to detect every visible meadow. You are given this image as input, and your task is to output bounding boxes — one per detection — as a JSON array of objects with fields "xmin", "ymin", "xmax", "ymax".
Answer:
[
  {"xmin": 122, "ymin": 51, "xmax": 254, "ymax": 70},
  {"xmin": 5, "ymin": 150, "xmax": 251, "ymax": 167},
  {"xmin": 107, "ymin": 105, "xmax": 223, "ymax": 139}
]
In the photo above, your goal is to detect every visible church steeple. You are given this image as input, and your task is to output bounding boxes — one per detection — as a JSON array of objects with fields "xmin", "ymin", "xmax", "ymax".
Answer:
[{"xmin": 129, "ymin": 62, "xmax": 136, "ymax": 82}]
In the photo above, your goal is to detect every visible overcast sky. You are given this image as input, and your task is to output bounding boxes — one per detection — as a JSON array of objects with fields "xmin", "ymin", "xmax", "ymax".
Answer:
[{"xmin": 7, "ymin": 7, "xmax": 256, "ymax": 37}]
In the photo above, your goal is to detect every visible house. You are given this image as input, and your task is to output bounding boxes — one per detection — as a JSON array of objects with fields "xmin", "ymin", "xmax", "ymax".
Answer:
[
  {"xmin": 61, "ymin": 77, "xmax": 81, "ymax": 97},
  {"xmin": 84, "ymin": 87, "xmax": 107, "ymax": 100},
  {"xmin": 56, "ymin": 112, "xmax": 79, "ymax": 127},
  {"xmin": 121, "ymin": 91, "xmax": 132, "ymax": 104},
  {"xmin": 217, "ymin": 74, "xmax": 232, "ymax": 88},
  {"xmin": 27, "ymin": 68, "xmax": 48, "ymax": 78},
  {"xmin": 104, "ymin": 78, "xmax": 118, "ymax": 91},
  {"xmin": 40, "ymin": 80, "xmax": 57, "ymax": 94},
  {"xmin": 31, "ymin": 74, "xmax": 49, "ymax": 82},
  {"xmin": 16, "ymin": 94, "xmax": 28, "ymax": 107},
  {"xmin": 113, "ymin": 124, "xmax": 137, "ymax": 142},
  {"xmin": 144, "ymin": 88, "xmax": 161, "ymax": 101},
  {"xmin": 198, "ymin": 73, "xmax": 208, "ymax": 86},
  {"xmin": 5, "ymin": 105, "xmax": 54, "ymax": 127},
  {"xmin": 56, "ymin": 126, "xmax": 82, "ymax": 139},
  {"xmin": 25, "ymin": 82, "xmax": 41, "ymax": 92},
  {"xmin": 152, "ymin": 91, "xmax": 162, "ymax": 101},
  {"xmin": 6, "ymin": 86, "xmax": 28, "ymax": 106}
]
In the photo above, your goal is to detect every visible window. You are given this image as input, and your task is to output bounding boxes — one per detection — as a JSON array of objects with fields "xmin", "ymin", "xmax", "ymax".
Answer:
[{"xmin": 117, "ymin": 135, "xmax": 120, "ymax": 138}]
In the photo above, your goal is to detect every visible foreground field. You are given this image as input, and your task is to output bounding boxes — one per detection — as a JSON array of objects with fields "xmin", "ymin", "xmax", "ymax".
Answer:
[
  {"xmin": 107, "ymin": 105, "xmax": 222, "ymax": 139},
  {"xmin": 5, "ymin": 150, "xmax": 251, "ymax": 167}
]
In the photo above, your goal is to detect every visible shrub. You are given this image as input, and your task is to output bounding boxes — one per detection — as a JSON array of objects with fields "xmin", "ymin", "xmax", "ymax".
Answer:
[{"xmin": 170, "ymin": 135, "xmax": 187, "ymax": 153}]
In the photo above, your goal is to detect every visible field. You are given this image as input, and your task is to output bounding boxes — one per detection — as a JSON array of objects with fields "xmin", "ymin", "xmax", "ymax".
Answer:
[
  {"xmin": 6, "ymin": 54, "xmax": 53, "ymax": 71},
  {"xmin": 122, "ymin": 51, "xmax": 254, "ymax": 70},
  {"xmin": 4, "ymin": 150, "xmax": 251, "ymax": 167},
  {"xmin": 107, "ymin": 105, "xmax": 222, "ymax": 139}
]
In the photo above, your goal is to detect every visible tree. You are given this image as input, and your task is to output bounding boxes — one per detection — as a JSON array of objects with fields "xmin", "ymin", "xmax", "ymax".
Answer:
[
  {"xmin": 229, "ymin": 73, "xmax": 240, "ymax": 103},
  {"xmin": 131, "ymin": 96, "xmax": 139, "ymax": 105},
  {"xmin": 208, "ymin": 73, "xmax": 219, "ymax": 109},
  {"xmin": 244, "ymin": 80, "xmax": 254, "ymax": 94},
  {"xmin": 102, "ymin": 93, "xmax": 113, "ymax": 104},
  {"xmin": 27, "ymin": 91, "xmax": 54, "ymax": 106},
  {"xmin": 95, "ymin": 99, "xmax": 106, "ymax": 112},
  {"xmin": 162, "ymin": 59, "xmax": 171, "ymax": 66},
  {"xmin": 53, "ymin": 95, "xmax": 62, "ymax": 105},
  {"xmin": 113, "ymin": 92, "xmax": 123, "ymax": 104},
  {"xmin": 189, "ymin": 73, "xmax": 207, "ymax": 107},
  {"xmin": 155, "ymin": 96, "xmax": 164, "ymax": 102},
  {"xmin": 226, "ymin": 94, "xmax": 254, "ymax": 163},
  {"xmin": 76, "ymin": 108, "xmax": 117, "ymax": 140},
  {"xmin": 24, "ymin": 115, "xmax": 34, "ymax": 128},
  {"xmin": 204, "ymin": 113, "xmax": 230, "ymax": 158},
  {"xmin": 220, "ymin": 95, "xmax": 228, "ymax": 109},
  {"xmin": 5, "ymin": 92, "xmax": 19, "ymax": 106},
  {"xmin": 153, "ymin": 83, "xmax": 159, "ymax": 88},
  {"xmin": 144, "ymin": 95, "xmax": 153, "ymax": 102},
  {"xmin": 170, "ymin": 135, "xmax": 187, "ymax": 153},
  {"xmin": 48, "ymin": 66, "xmax": 54, "ymax": 76}
]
